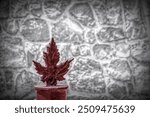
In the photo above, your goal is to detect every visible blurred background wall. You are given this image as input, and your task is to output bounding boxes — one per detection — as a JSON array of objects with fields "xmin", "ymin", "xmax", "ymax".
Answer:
[{"xmin": 0, "ymin": 0, "xmax": 150, "ymax": 99}]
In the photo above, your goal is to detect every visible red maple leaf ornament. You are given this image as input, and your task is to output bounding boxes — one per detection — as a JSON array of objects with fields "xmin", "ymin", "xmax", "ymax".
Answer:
[{"xmin": 33, "ymin": 38, "xmax": 73, "ymax": 86}]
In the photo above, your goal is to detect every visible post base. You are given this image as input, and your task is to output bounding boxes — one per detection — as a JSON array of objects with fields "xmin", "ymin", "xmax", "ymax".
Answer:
[{"xmin": 35, "ymin": 85, "xmax": 68, "ymax": 100}]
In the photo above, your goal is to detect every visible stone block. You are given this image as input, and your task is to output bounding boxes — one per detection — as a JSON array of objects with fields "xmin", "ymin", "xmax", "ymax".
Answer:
[
  {"xmin": 52, "ymin": 22, "xmax": 74, "ymax": 43},
  {"xmin": 108, "ymin": 83, "xmax": 127, "ymax": 99},
  {"xmin": 75, "ymin": 72, "xmax": 106, "ymax": 93},
  {"xmin": 15, "ymin": 70, "xmax": 39, "ymax": 99},
  {"xmin": 28, "ymin": 0, "xmax": 43, "ymax": 17},
  {"xmin": 129, "ymin": 39, "xmax": 150, "ymax": 61},
  {"xmin": 84, "ymin": 30, "xmax": 96, "ymax": 44},
  {"xmin": 44, "ymin": 0, "xmax": 71, "ymax": 19},
  {"xmin": 93, "ymin": 44, "xmax": 113, "ymax": 60},
  {"xmin": 93, "ymin": 0, "xmax": 122, "ymax": 25},
  {"xmin": 0, "ymin": 37, "xmax": 26, "ymax": 67},
  {"xmin": 2, "ymin": 19, "xmax": 19, "ymax": 35},
  {"xmin": 10, "ymin": 0, "xmax": 29, "ymax": 18},
  {"xmin": 107, "ymin": 59, "xmax": 131, "ymax": 81},
  {"xmin": 97, "ymin": 27, "xmax": 125, "ymax": 42},
  {"xmin": 21, "ymin": 18, "xmax": 49, "ymax": 42},
  {"xmin": 69, "ymin": 3, "xmax": 95, "ymax": 27},
  {"xmin": 113, "ymin": 41, "xmax": 130, "ymax": 58}
]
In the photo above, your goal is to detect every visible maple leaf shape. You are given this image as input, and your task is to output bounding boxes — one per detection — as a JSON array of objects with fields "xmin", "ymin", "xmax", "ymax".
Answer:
[
  {"xmin": 33, "ymin": 38, "xmax": 73, "ymax": 86},
  {"xmin": 43, "ymin": 38, "xmax": 60, "ymax": 67},
  {"xmin": 55, "ymin": 59, "xmax": 74, "ymax": 80},
  {"xmin": 32, "ymin": 60, "xmax": 46, "ymax": 75}
]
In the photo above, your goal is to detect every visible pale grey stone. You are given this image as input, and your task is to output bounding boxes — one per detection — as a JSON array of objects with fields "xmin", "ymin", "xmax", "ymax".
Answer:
[
  {"xmin": 27, "ymin": 51, "xmax": 34, "ymax": 67},
  {"xmin": 70, "ymin": 44, "xmax": 91, "ymax": 57},
  {"xmin": 21, "ymin": 18, "xmax": 49, "ymax": 42},
  {"xmin": 107, "ymin": 59, "xmax": 131, "ymax": 81},
  {"xmin": 52, "ymin": 22, "xmax": 83, "ymax": 43},
  {"xmin": 74, "ymin": 72, "xmax": 106, "ymax": 93},
  {"xmin": 92, "ymin": 0, "xmax": 107, "ymax": 24},
  {"xmin": 87, "ymin": 59, "xmax": 102, "ymax": 71},
  {"xmin": 28, "ymin": 0, "xmax": 43, "ymax": 17},
  {"xmin": 97, "ymin": 27, "xmax": 125, "ymax": 42},
  {"xmin": 71, "ymin": 33, "xmax": 84, "ymax": 44},
  {"xmin": 44, "ymin": 0, "xmax": 71, "ymax": 19},
  {"xmin": 84, "ymin": 30, "xmax": 96, "ymax": 44},
  {"xmin": 93, "ymin": 44, "xmax": 113, "ymax": 60},
  {"xmin": 105, "ymin": 0, "xmax": 123, "ymax": 25},
  {"xmin": 113, "ymin": 41, "xmax": 130, "ymax": 58},
  {"xmin": 70, "ymin": 45, "xmax": 80, "ymax": 57},
  {"xmin": 93, "ymin": 0, "xmax": 122, "ymax": 25},
  {"xmin": 60, "ymin": 45, "xmax": 72, "ymax": 61},
  {"xmin": 126, "ymin": 20, "xmax": 147, "ymax": 39},
  {"xmin": 68, "ymin": 70, "xmax": 80, "ymax": 81},
  {"xmin": 52, "ymin": 22, "xmax": 74, "ymax": 43},
  {"xmin": 73, "ymin": 57, "xmax": 102, "ymax": 72},
  {"xmin": 25, "ymin": 42, "xmax": 46, "ymax": 65},
  {"xmin": 73, "ymin": 57, "xmax": 89, "ymax": 72},
  {"xmin": 123, "ymin": 0, "xmax": 147, "ymax": 39},
  {"xmin": 69, "ymin": 57, "xmax": 104, "ymax": 93},
  {"xmin": 129, "ymin": 39, "xmax": 150, "ymax": 61},
  {"xmin": 69, "ymin": 3, "xmax": 95, "ymax": 27}
]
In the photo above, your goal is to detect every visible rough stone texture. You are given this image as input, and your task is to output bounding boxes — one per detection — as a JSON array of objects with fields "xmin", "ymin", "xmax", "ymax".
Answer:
[
  {"xmin": 76, "ymin": 72, "xmax": 106, "ymax": 93},
  {"xmin": 123, "ymin": 0, "xmax": 147, "ymax": 39},
  {"xmin": 52, "ymin": 22, "xmax": 74, "ymax": 43},
  {"xmin": 10, "ymin": 0, "xmax": 29, "ymax": 18},
  {"xmin": 2, "ymin": 19, "xmax": 19, "ymax": 35},
  {"xmin": 92, "ymin": 0, "xmax": 123, "ymax": 25},
  {"xmin": 68, "ymin": 57, "xmax": 105, "ymax": 94},
  {"xmin": 84, "ymin": 30, "xmax": 96, "ymax": 44},
  {"xmin": 21, "ymin": 18, "xmax": 49, "ymax": 42},
  {"xmin": 0, "ymin": 0, "xmax": 150, "ymax": 99},
  {"xmin": 129, "ymin": 39, "xmax": 150, "ymax": 61},
  {"xmin": 25, "ymin": 42, "xmax": 46, "ymax": 67},
  {"xmin": 108, "ymin": 83, "xmax": 127, "ymax": 99},
  {"xmin": 96, "ymin": 27, "xmax": 125, "ymax": 42},
  {"xmin": 0, "ymin": 37, "xmax": 26, "ymax": 68},
  {"xmin": 113, "ymin": 40, "xmax": 130, "ymax": 58},
  {"xmin": 70, "ymin": 44, "xmax": 91, "ymax": 57},
  {"xmin": 107, "ymin": 59, "xmax": 131, "ymax": 81},
  {"xmin": 44, "ymin": 0, "xmax": 71, "ymax": 19},
  {"xmin": 28, "ymin": 0, "xmax": 43, "ymax": 17},
  {"xmin": 69, "ymin": 3, "xmax": 95, "ymax": 27},
  {"xmin": 15, "ymin": 70, "xmax": 39, "ymax": 99},
  {"xmin": 93, "ymin": 44, "xmax": 113, "ymax": 60}
]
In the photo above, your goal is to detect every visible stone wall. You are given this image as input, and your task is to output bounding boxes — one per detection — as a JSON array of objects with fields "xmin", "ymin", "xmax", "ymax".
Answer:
[{"xmin": 0, "ymin": 0, "xmax": 150, "ymax": 99}]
